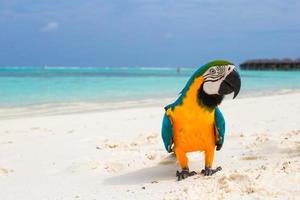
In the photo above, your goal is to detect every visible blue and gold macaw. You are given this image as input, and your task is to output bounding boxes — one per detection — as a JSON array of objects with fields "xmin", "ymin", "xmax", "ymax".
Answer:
[{"xmin": 162, "ymin": 60, "xmax": 241, "ymax": 181}]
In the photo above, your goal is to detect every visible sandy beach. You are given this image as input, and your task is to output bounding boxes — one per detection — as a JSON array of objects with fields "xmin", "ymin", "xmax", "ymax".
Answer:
[{"xmin": 0, "ymin": 93, "xmax": 300, "ymax": 200}]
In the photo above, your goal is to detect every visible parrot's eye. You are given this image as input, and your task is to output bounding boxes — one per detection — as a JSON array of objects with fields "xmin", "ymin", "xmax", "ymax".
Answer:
[
  {"xmin": 228, "ymin": 67, "xmax": 231, "ymax": 71},
  {"xmin": 209, "ymin": 68, "xmax": 216, "ymax": 74}
]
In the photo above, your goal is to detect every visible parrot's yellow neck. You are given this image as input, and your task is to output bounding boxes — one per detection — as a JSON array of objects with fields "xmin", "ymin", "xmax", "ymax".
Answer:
[
  {"xmin": 181, "ymin": 76, "xmax": 210, "ymax": 113},
  {"xmin": 167, "ymin": 76, "xmax": 214, "ymax": 120}
]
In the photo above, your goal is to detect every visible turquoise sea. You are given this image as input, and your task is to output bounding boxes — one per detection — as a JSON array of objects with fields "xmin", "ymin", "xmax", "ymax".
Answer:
[{"xmin": 0, "ymin": 66, "xmax": 300, "ymax": 108}]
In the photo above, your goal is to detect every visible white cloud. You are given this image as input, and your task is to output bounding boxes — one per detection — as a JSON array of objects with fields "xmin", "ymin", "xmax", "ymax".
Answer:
[{"xmin": 40, "ymin": 21, "xmax": 59, "ymax": 32}]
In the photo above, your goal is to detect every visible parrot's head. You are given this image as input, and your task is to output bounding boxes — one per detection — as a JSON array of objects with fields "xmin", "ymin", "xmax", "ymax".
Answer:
[{"xmin": 198, "ymin": 60, "xmax": 241, "ymax": 108}]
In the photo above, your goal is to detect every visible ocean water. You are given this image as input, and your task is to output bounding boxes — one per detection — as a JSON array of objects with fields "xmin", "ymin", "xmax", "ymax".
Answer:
[{"xmin": 0, "ymin": 66, "xmax": 300, "ymax": 108}]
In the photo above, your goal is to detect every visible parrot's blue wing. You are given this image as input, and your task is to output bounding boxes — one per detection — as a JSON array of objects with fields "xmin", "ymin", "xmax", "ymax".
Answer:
[
  {"xmin": 161, "ymin": 113, "xmax": 173, "ymax": 153},
  {"xmin": 215, "ymin": 107, "xmax": 225, "ymax": 151}
]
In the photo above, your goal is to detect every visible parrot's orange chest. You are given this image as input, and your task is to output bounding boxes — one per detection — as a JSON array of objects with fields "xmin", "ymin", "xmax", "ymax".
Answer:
[{"xmin": 166, "ymin": 77, "xmax": 216, "ymax": 153}]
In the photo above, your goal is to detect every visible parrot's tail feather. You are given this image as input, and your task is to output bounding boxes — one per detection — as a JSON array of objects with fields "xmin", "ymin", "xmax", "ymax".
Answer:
[{"xmin": 158, "ymin": 152, "xmax": 176, "ymax": 165}]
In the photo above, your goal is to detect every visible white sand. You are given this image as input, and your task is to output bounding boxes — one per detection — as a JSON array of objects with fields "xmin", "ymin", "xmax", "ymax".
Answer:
[{"xmin": 0, "ymin": 93, "xmax": 300, "ymax": 200}]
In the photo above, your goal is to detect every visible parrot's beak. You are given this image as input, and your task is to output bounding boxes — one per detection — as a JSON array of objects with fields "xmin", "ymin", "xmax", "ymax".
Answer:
[{"xmin": 218, "ymin": 69, "xmax": 241, "ymax": 99}]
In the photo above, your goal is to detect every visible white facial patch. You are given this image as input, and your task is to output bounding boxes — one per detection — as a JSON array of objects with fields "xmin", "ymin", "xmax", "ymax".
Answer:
[{"xmin": 202, "ymin": 65, "xmax": 235, "ymax": 95}]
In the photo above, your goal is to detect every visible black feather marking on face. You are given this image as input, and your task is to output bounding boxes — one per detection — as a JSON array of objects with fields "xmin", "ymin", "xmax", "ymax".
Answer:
[
  {"xmin": 197, "ymin": 85, "xmax": 224, "ymax": 110},
  {"xmin": 203, "ymin": 74, "xmax": 225, "ymax": 83}
]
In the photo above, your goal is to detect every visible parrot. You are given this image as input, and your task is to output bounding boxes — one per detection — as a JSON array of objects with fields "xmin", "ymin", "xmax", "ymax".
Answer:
[{"xmin": 161, "ymin": 60, "xmax": 241, "ymax": 181}]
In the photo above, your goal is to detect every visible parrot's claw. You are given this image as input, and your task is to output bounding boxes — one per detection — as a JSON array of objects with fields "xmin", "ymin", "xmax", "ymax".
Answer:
[
  {"xmin": 176, "ymin": 168, "xmax": 197, "ymax": 181},
  {"xmin": 201, "ymin": 166, "xmax": 222, "ymax": 176}
]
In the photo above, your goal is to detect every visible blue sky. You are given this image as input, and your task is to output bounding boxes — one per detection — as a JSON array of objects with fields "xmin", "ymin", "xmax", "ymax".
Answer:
[{"xmin": 0, "ymin": 0, "xmax": 299, "ymax": 67}]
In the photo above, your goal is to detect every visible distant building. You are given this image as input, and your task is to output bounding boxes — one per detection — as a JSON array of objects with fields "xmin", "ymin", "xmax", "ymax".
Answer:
[{"xmin": 240, "ymin": 58, "xmax": 300, "ymax": 70}]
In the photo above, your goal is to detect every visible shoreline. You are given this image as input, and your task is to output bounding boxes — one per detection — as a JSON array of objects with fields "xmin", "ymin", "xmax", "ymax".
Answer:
[{"xmin": 1, "ymin": 90, "xmax": 300, "ymax": 120}]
